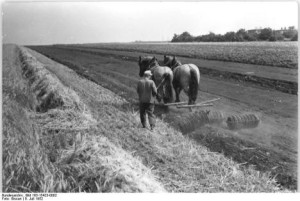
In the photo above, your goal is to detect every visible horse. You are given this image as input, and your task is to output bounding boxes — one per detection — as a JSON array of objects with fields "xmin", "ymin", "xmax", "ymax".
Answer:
[
  {"xmin": 163, "ymin": 55, "xmax": 200, "ymax": 105},
  {"xmin": 138, "ymin": 56, "xmax": 174, "ymax": 103}
]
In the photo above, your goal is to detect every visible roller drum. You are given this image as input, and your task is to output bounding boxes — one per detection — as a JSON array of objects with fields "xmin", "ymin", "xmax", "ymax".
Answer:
[
  {"xmin": 226, "ymin": 114, "xmax": 260, "ymax": 130},
  {"xmin": 178, "ymin": 110, "xmax": 209, "ymax": 134},
  {"xmin": 207, "ymin": 110, "xmax": 225, "ymax": 125}
]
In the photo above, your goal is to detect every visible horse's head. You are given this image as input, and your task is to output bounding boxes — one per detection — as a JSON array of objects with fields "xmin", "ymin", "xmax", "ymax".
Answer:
[
  {"xmin": 163, "ymin": 55, "xmax": 173, "ymax": 67},
  {"xmin": 138, "ymin": 56, "xmax": 158, "ymax": 77},
  {"xmin": 163, "ymin": 55, "xmax": 181, "ymax": 70}
]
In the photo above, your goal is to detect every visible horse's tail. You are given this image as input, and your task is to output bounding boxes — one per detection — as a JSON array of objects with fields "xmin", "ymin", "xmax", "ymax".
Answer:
[
  {"xmin": 189, "ymin": 66, "xmax": 199, "ymax": 104},
  {"xmin": 163, "ymin": 73, "xmax": 174, "ymax": 103}
]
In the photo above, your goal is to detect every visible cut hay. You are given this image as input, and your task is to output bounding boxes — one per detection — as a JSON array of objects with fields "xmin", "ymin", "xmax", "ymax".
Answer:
[
  {"xmin": 18, "ymin": 47, "xmax": 84, "ymax": 112},
  {"xmin": 57, "ymin": 134, "xmax": 166, "ymax": 192},
  {"xmin": 18, "ymin": 46, "xmax": 96, "ymax": 131},
  {"xmin": 3, "ymin": 45, "xmax": 165, "ymax": 193},
  {"xmin": 28, "ymin": 108, "xmax": 96, "ymax": 131}
]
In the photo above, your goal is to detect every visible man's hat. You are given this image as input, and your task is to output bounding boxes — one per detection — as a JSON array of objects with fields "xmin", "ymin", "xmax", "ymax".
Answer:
[{"xmin": 144, "ymin": 70, "xmax": 152, "ymax": 76}]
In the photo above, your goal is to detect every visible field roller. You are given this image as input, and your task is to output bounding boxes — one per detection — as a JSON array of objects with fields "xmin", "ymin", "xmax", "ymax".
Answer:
[
  {"xmin": 177, "ymin": 109, "xmax": 225, "ymax": 133},
  {"xmin": 207, "ymin": 110, "xmax": 225, "ymax": 125},
  {"xmin": 178, "ymin": 110, "xmax": 209, "ymax": 134},
  {"xmin": 226, "ymin": 113, "xmax": 260, "ymax": 130}
]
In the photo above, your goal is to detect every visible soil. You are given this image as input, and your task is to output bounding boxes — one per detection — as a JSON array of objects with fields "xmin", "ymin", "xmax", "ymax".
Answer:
[{"xmin": 28, "ymin": 46, "xmax": 298, "ymax": 190}]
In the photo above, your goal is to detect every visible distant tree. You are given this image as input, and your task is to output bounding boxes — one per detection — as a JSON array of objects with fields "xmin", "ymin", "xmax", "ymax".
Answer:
[
  {"xmin": 283, "ymin": 29, "xmax": 297, "ymax": 39},
  {"xmin": 176, "ymin": 31, "xmax": 194, "ymax": 42},
  {"xmin": 171, "ymin": 34, "xmax": 179, "ymax": 42},
  {"xmin": 291, "ymin": 34, "xmax": 298, "ymax": 41},
  {"xmin": 269, "ymin": 35, "xmax": 276, "ymax": 41},
  {"xmin": 276, "ymin": 34, "xmax": 284, "ymax": 41},
  {"xmin": 171, "ymin": 26, "xmax": 297, "ymax": 42},
  {"xmin": 272, "ymin": 31, "xmax": 284, "ymax": 41},
  {"xmin": 236, "ymin": 29, "xmax": 247, "ymax": 41},
  {"xmin": 224, "ymin": 32, "xmax": 237, "ymax": 41},
  {"xmin": 214, "ymin": 34, "xmax": 225, "ymax": 42},
  {"xmin": 194, "ymin": 35, "xmax": 203, "ymax": 42},
  {"xmin": 259, "ymin": 28, "xmax": 273, "ymax": 40},
  {"xmin": 207, "ymin": 32, "xmax": 216, "ymax": 41},
  {"xmin": 244, "ymin": 32, "xmax": 258, "ymax": 41}
]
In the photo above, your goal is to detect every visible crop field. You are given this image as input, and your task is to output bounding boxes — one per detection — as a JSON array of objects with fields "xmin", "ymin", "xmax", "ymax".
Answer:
[
  {"xmin": 4, "ymin": 44, "xmax": 293, "ymax": 193},
  {"xmin": 75, "ymin": 41, "xmax": 298, "ymax": 69},
  {"xmin": 54, "ymin": 43, "xmax": 298, "ymax": 95},
  {"xmin": 27, "ymin": 43, "xmax": 298, "ymax": 190}
]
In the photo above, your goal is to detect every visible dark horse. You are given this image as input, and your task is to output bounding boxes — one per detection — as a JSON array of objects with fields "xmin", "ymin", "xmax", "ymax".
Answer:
[
  {"xmin": 163, "ymin": 55, "xmax": 200, "ymax": 105},
  {"xmin": 138, "ymin": 56, "xmax": 174, "ymax": 103}
]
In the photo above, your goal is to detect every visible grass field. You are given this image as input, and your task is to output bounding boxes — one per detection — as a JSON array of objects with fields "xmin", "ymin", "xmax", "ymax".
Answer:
[
  {"xmin": 74, "ymin": 41, "xmax": 298, "ymax": 69},
  {"xmin": 28, "ymin": 44, "xmax": 298, "ymax": 190},
  {"xmin": 3, "ymin": 44, "xmax": 292, "ymax": 192}
]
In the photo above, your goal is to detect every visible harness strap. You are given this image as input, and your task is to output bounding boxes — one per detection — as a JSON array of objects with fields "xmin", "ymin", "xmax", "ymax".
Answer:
[
  {"xmin": 148, "ymin": 60, "xmax": 159, "ymax": 75},
  {"xmin": 148, "ymin": 61, "xmax": 158, "ymax": 69},
  {"xmin": 171, "ymin": 59, "xmax": 182, "ymax": 70},
  {"xmin": 156, "ymin": 75, "xmax": 167, "ymax": 89}
]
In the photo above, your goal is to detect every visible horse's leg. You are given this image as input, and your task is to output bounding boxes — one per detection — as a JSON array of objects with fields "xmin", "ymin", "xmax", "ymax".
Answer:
[
  {"xmin": 188, "ymin": 89, "xmax": 197, "ymax": 105},
  {"xmin": 175, "ymin": 87, "xmax": 182, "ymax": 102},
  {"xmin": 173, "ymin": 82, "xmax": 180, "ymax": 102},
  {"xmin": 163, "ymin": 74, "xmax": 174, "ymax": 103},
  {"xmin": 188, "ymin": 66, "xmax": 199, "ymax": 105},
  {"xmin": 156, "ymin": 88, "xmax": 162, "ymax": 103},
  {"xmin": 173, "ymin": 77, "xmax": 181, "ymax": 102},
  {"xmin": 167, "ymin": 74, "xmax": 174, "ymax": 103},
  {"xmin": 188, "ymin": 92, "xmax": 193, "ymax": 105}
]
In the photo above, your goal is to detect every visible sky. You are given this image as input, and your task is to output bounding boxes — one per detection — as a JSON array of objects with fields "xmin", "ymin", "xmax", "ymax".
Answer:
[{"xmin": 2, "ymin": 1, "xmax": 298, "ymax": 45}]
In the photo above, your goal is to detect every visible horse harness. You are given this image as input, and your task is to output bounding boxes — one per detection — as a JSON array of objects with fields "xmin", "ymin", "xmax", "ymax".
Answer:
[{"xmin": 147, "ymin": 59, "xmax": 169, "ymax": 90}]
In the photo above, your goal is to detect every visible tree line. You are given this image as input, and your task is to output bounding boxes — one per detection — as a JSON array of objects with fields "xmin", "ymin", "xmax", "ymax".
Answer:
[{"xmin": 171, "ymin": 27, "xmax": 298, "ymax": 42}]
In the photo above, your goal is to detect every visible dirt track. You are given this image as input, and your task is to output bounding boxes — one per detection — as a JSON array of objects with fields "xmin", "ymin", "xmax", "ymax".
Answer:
[{"xmin": 28, "ymin": 46, "xmax": 298, "ymax": 189}]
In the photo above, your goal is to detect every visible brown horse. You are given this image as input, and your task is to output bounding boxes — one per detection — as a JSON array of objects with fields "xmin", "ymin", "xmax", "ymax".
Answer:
[
  {"xmin": 138, "ymin": 56, "xmax": 174, "ymax": 103},
  {"xmin": 163, "ymin": 55, "xmax": 200, "ymax": 105}
]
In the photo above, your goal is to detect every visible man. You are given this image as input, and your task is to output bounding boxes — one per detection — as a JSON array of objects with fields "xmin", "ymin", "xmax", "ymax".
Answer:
[{"xmin": 137, "ymin": 70, "xmax": 157, "ymax": 131}]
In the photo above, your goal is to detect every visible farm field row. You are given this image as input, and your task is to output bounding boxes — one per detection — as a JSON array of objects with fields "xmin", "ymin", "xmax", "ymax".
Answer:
[
  {"xmin": 28, "ymin": 45, "xmax": 298, "ymax": 189},
  {"xmin": 74, "ymin": 41, "xmax": 298, "ymax": 69},
  {"xmin": 48, "ymin": 45, "xmax": 298, "ymax": 94}
]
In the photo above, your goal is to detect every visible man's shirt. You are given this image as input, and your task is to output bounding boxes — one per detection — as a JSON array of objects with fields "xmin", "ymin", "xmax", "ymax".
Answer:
[{"xmin": 137, "ymin": 77, "xmax": 157, "ymax": 103}]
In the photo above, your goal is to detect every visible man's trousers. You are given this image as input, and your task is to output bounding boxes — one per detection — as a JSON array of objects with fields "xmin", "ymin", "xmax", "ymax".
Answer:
[{"xmin": 139, "ymin": 103, "xmax": 155, "ymax": 128}]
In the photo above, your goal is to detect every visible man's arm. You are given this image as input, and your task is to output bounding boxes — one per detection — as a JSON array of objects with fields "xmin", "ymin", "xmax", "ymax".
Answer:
[{"xmin": 151, "ymin": 80, "xmax": 157, "ymax": 96}]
